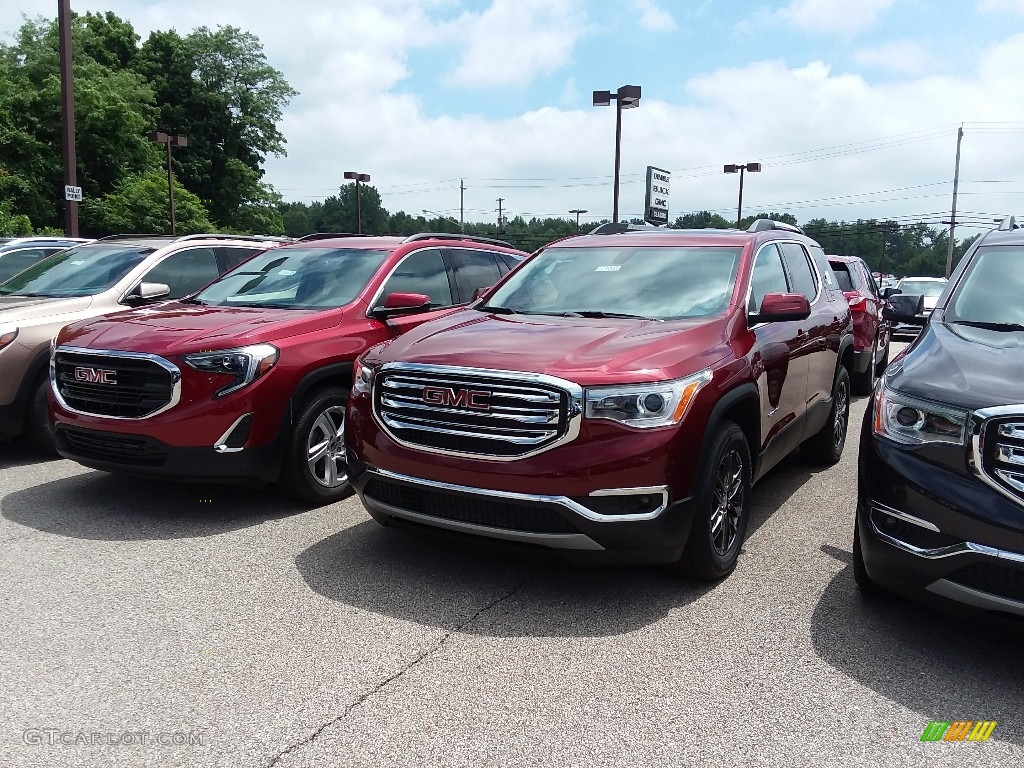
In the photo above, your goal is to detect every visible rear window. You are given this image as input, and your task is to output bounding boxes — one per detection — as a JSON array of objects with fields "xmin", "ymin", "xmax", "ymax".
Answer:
[{"xmin": 829, "ymin": 261, "xmax": 856, "ymax": 292}]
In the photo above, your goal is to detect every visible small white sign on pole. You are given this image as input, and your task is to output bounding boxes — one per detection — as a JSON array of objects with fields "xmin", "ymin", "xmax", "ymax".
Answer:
[{"xmin": 64, "ymin": 185, "xmax": 83, "ymax": 202}]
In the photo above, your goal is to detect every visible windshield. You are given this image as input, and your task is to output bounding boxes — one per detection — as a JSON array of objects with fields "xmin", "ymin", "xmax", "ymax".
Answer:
[
  {"xmin": 0, "ymin": 244, "xmax": 152, "ymax": 297},
  {"xmin": 483, "ymin": 245, "xmax": 742, "ymax": 320},
  {"xmin": 194, "ymin": 247, "xmax": 391, "ymax": 309},
  {"xmin": 898, "ymin": 279, "xmax": 945, "ymax": 297},
  {"xmin": 946, "ymin": 245, "xmax": 1024, "ymax": 326}
]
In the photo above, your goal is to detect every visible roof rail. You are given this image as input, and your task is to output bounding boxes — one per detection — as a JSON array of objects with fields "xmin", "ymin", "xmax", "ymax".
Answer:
[
  {"xmin": 93, "ymin": 233, "xmax": 174, "ymax": 241},
  {"xmin": 997, "ymin": 215, "xmax": 1018, "ymax": 231},
  {"xmin": 747, "ymin": 218, "xmax": 805, "ymax": 235},
  {"xmin": 587, "ymin": 222, "xmax": 668, "ymax": 235},
  {"xmin": 401, "ymin": 232, "xmax": 513, "ymax": 248},
  {"xmin": 294, "ymin": 232, "xmax": 370, "ymax": 242},
  {"xmin": 172, "ymin": 233, "xmax": 291, "ymax": 243}
]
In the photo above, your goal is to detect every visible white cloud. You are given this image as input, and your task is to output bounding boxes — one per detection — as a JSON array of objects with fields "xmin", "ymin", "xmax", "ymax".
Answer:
[
  {"xmin": 978, "ymin": 0, "xmax": 1024, "ymax": 11},
  {"xmin": 853, "ymin": 40, "xmax": 933, "ymax": 75},
  {"xmin": 629, "ymin": 0, "xmax": 678, "ymax": 31},
  {"xmin": 778, "ymin": 0, "xmax": 898, "ymax": 34},
  {"xmin": 440, "ymin": 0, "xmax": 586, "ymax": 89}
]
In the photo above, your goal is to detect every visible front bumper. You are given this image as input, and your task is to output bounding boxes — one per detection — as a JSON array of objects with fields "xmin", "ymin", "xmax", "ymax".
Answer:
[
  {"xmin": 857, "ymin": 428, "xmax": 1024, "ymax": 620},
  {"xmin": 350, "ymin": 461, "xmax": 697, "ymax": 564}
]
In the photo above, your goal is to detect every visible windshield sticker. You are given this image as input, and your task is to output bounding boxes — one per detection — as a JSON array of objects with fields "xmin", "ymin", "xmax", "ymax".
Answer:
[
  {"xmin": 277, "ymin": 269, "xmax": 296, "ymax": 276},
  {"xmin": 70, "ymin": 260, "xmax": 85, "ymax": 265},
  {"xmin": 595, "ymin": 265, "xmax": 621, "ymax": 272}
]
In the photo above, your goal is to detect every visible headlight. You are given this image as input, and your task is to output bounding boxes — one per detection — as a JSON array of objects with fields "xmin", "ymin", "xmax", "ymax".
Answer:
[
  {"xmin": 0, "ymin": 326, "xmax": 18, "ymax": 351},
  {"xmin": 873, "ymin": 384, "xmax": 967, "ymax": 445},
  {"xmin": 182, "ymin": 343, "xmax": 278, "ymax": 398},
  {"xmin": 584, "ymin": 369, "xmax": 712, "ymax": 429},
  {"xmin": 353, "ymin": 356, "xmax": 375, "ymax": 395}
]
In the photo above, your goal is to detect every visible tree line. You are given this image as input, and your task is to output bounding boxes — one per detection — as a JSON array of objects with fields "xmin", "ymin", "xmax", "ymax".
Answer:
[{"xmin": 0, "ymin": 12, "xmax": 968, "ymax": 277}]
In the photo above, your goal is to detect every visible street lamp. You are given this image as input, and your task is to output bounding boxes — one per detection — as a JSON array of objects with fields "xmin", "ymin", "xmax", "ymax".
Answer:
[
  {"xmin": 148, "ymin": 131, "xmax": 188, "ymax": 235},
  {"xmin": 723, "ymin": 162, "xmax": 761, "ymax": 229},
  {"xmin": 593, "ymin": 85, "xmax": 641, "ymax": 224},
  {"xmin": 569, "ymin": 209, "xmax": 588, "ymax": 233},
  {"xmin": 344, "ymin": 171, "xmax": 371, "ymax": 234}
]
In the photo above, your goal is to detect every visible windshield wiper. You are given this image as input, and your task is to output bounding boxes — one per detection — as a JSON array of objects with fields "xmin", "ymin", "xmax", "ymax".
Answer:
[
  {"xmin": 953, "ymin": 320, "xmax": 1024, "ymax": 332},
  {"xmin": 477, "ymin": 305, "xmax": 518, "ymax": 315},
  {"xmin": 559, "ymin": 310, "xmax": 653, "ymax": 320},
  {"xmin": 180, "ymin": 296, "xmax": 205, "ymax": 305}
]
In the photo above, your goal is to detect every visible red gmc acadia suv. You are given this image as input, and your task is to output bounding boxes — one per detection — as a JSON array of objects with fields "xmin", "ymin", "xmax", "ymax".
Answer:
[
  {"xmin": 50, "ymin": 233, "xmax": 527, "ymax": 504},
  {"xmin": 346, "ymin": 220, "xmax": 855, "ymax": 579}
]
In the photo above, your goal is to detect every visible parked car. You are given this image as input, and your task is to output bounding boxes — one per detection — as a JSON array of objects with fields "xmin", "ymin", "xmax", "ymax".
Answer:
[
  {"xmin": 346, "ymin": 220, "xmax": 855, "ymax": 580},
  {"xmin": 49, "ymin": 233, "xmax": 528, "ymax": 503},
  {"xmin": 0, "ymin": 234, "xmax": 280, "ymax": 451},
  {"xmin": 0, "ymin": 237, "xmax": 94, "ymax": 283},
  {"xmin": 855, "ymin": 215, "xmax": 1024, "ymax": 622},
  {"xmin": 829, "ymin": 255, "xmax": 891, "ymax": 394},
  {"xmin": 889, "ymin": 276, "xmax": 946, "ymax": 335}
]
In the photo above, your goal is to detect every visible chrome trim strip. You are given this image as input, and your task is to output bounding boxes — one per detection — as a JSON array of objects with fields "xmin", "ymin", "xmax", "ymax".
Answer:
[
  {"xmin": 214, "ymin": 413, "xmax": 252, "ymax": 453},
  {"xmin": 926, "ymin": 579, "xmax": 1024, "ymax": 617},
  {"xmin": 869, "ymin": 514, "xmax": 1024, "ymax": 563},
  {"xmin": 997, "ymin": 444, "xmax": 1024, "ymax": 466},
  {"xmin": 380, "ymin": 414, "xmax": 552, "ymax": 444},
  {"xmin": 361, "ymin": 495, "xmax": 605, "ymax": 551},
  {"xmin": 50, "ymin": 345, "xmax": 182, "ymax": 420},
  {"xmin": 379, "ymin": 395, "xmax": 558, "ymax": 424},
  {"xmin": 869, "ymin": 501, "xmax": 940, "ymax": 532},
  {"xmin": 367, "ymin": 467, "xmax": 671, "ymax": 522},
  {"xmin": 373, "ymin": 363, "xmax": 584, "ymax": 462},
  {"xmin": 998, "ymin": 423, "xmax": 1024, "ymax": 439},
  {"xmin": 996, "ymin": 468, "xmax": 1024, "ymax": 493}
]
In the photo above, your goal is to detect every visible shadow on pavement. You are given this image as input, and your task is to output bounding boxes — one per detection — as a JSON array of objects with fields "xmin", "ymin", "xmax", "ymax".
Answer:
[
  {"xmin": 813, "ymin": 544, "xmax": 1023, "ymax": 747},
  {"xmin": 296, "ymin": 451, "xmax": 824, "ymax": 639},
  {"xmin": 0, "ymin": 441, "xmax": 56, "ymax": 470},
  {"xmin": 1, "ymin": 470, "xmax": 306, "ymax": 541}
]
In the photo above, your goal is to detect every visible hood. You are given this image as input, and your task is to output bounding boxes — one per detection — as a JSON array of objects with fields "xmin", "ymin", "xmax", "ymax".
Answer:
[
  {"xmin": 0, "ymin": 295, "xmax": 94, "ymax": 325},
  {"xmin": 367, "ymin": 308, "xmax": 732, "ymax": 385},
  {"xmin": 58, "ymin": 302, "xmax": 340, "ymax": 354},
  {"xmin": 888, "ymin": 318, "xmax": 1024, "ymax": 411}
]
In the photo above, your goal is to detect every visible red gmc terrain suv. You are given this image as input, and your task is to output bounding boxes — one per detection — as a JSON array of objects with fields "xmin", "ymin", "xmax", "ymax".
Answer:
[
  {"xmin": 346, "ymin": 220, "xmax": 855, "ymax": 579},
  {"xmin": 50, "ymin": 233, "xmax": 527, "ymax": 504}
]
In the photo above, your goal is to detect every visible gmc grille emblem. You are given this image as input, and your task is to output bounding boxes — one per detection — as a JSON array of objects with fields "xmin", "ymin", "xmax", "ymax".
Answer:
[
  {"xmin": 422, "ymin": 386, "xmax": 490, "ymax": 410},
  {"xmin": 73, "ymin": 366, "xmax": 117, "ymax": 385}
]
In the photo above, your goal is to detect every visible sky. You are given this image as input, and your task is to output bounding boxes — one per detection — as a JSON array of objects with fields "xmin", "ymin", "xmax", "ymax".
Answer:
[{"xmin": 3, "ymin": 0, "xmax": 1024, "ymax": 234}]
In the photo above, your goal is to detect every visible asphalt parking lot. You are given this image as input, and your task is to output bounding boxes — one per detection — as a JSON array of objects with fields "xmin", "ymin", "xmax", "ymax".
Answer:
[{"xmin": 2, "ymin": 345, "xmax": 1021, "ymax": 768}]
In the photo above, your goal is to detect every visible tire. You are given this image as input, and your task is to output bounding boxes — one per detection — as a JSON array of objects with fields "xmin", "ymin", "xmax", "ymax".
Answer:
[
  {"xmin": 853, "ymin": 515, "xmax": 883, "ymax": 596},
  {"xmin": 801, "ymin": 366, "xmax": 851, "ymax": 466},
  {"xmin": 673, "ymin": 421, "xmax": 751, "ymax": 581},
  {"xmin": 23, "ymin": 378, "xmax": 57, "ymax": 455},
  {"xmin": 851, "ymin": 337, "xmax": 877, "ymax": 395},
  {"xmin": 278, "ymin": 388, "xmax": 354, "ymax": 506}
]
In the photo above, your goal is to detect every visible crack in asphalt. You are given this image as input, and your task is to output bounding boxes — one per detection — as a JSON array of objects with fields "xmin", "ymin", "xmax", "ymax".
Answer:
[{"xmin": 265, "ymin": 575, "xmax": 533, "ymax": 768}]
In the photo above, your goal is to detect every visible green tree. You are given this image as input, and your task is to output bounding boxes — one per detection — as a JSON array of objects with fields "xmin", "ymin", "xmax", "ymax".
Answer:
[
  {"xmin": 311, "ymin": 184, "xmax": 388, "ymax": 234},
  {"xmin": 81, "ymin": 170, "xmax": 214, "ymax": 234}
]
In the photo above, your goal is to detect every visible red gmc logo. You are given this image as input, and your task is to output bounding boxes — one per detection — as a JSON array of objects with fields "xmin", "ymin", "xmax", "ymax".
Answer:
[
  {"xmin": 73, "ymin": 366, "xmax": 117, "ymax": 385},
  {"xmin": 422, "ymin": 386, "xmax": 490, "ymax": 410}
]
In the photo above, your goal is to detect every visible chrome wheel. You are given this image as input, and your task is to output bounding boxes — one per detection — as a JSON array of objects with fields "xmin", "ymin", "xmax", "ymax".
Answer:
[
  {"xmin": 710, "ymin": 448, "xmax": 745, "ymax": 556},
  {"xmin": 833, "ymin": 378, "xmax": 849, "ymax": 450},
  {"xmin": 306, "ymin": 406, "xmax": 348, "ymax": 488}
]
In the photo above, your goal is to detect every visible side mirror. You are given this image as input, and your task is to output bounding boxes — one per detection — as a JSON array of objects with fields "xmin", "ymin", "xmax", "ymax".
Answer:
[
  {"xmin": 472, "ymin": 285, "xmax": 493, "ymax": 301},
  {"xmin": 125, "ymin": 281, "xmax": 170, "ymax": 305},
  {"xmin": 370, "ymin": 292, "xmax": 432, "ymax": 320},
  {"xmin": 880, "ymin": 287, "xmax": 901, "ymax": 300},
  {"xmin": 749, "ymin": 292, "xmax": 811, "ymax": 324},
  {"xmin": 883, "ymin": 293, "xmax": 925, "ymax": 323}
]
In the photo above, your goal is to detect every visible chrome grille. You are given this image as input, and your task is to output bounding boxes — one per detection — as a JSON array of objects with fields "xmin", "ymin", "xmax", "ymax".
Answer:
[
  {"xmin": 52, "ymin": 347, "xmax": 180, "ymax": 419},
  {"xmin": 373, "ymin": 364, "xmax": 581, "ymax": 459},
  {"xmin": 981, "ymin": 418, "xmax": 1024, "ymax": 502}
]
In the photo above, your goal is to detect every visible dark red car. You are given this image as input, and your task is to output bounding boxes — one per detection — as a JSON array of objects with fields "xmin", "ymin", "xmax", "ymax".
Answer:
[
  {"xmin": 828, "ymin": 255, "xmax": 890, "ymax": 394},
  {"xmin": 346, "ymin": 221, "xmax": 855, "ymax": 580},
  {"xmin": 49, "ymin": 233, "xmax": 528, "ymax": 504}
]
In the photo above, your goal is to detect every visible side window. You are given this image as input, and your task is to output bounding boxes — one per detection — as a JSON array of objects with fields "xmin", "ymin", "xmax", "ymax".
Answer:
[
  {"xmin": 217, "ymin": 247, "xmax": 262, "ymax": 272},
  {"xmin": 497, "ymin": 252, "xmax": 521, "ymax": 275},
  {"xmin": 142, "ymin": 247, "xmax": 221, "ymax": 299},
  {"xmin": 863, "ymin": 264, "xmax": 881, "ymax": 296},
  {"xmin": 809, "ymin": 245, "xmax": 835, "ymax": 291},
  {"xmin": 379, "ymin": 248, "xmax": 453, "ymax": 307},
  {"xmin": 748, "ymin": 244, "xmax": 790, "ymax": 313},
  {"xmin": 830, "ymin": 262, "xmax": 855, "ymax": 292},
  {"xmin": 779, "ymin": 242, "xmax": 818, "ymax": 302},
  {"xmin": 449, "ymin": 249, "xmax": 502, "ymax": 302}
]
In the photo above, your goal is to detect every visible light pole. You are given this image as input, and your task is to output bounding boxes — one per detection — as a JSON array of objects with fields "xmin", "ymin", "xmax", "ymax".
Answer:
[
  {"xmin": 58, "ymin": 0, "xmax": 78, "ymax": 237},
  {"xmin": 723, "ymin": 162, "xmax": 761, "ymax": 229},
  {"xmin": 344, "ymin": 171, "xmax": 371, "ymax": 234},
  {"xmin": 593, "ymin": 85, "xmax": 641, "ymax": 224},
  {"xmin": 148, "ymin": 131, "xmax": 188, "ymax": 235},
  {"xmin": 569, "ymin": 209, "xmax": 587, "ymax": 233}
]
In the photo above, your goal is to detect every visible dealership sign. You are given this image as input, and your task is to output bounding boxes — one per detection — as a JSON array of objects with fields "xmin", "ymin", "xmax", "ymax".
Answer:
[{"xmin": 644, "ymin": 166, "xmax": 670, "ymax": 226}]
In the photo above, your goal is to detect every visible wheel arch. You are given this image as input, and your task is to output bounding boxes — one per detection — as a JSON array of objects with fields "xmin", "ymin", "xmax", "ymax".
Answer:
[{"xmin": 704, "ymin": 382, "xmax": 761, "ymax": 479}]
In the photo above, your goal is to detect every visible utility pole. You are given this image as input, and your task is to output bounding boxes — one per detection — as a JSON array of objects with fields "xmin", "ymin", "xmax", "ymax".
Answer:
[
  {"xmin": 58, "ymin": 0, "xmax": 78, "ymax": 237},
  {"xmin": 460, "ymin": 179, "xmax": 465, "ymax": 233},
  {"xmin": 496, "ymin": 197, "xmax": 505, "ymax": 233},
  {"xmin": 945, "ymin": 125, "xmax": 964, "ymax": 279}
]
